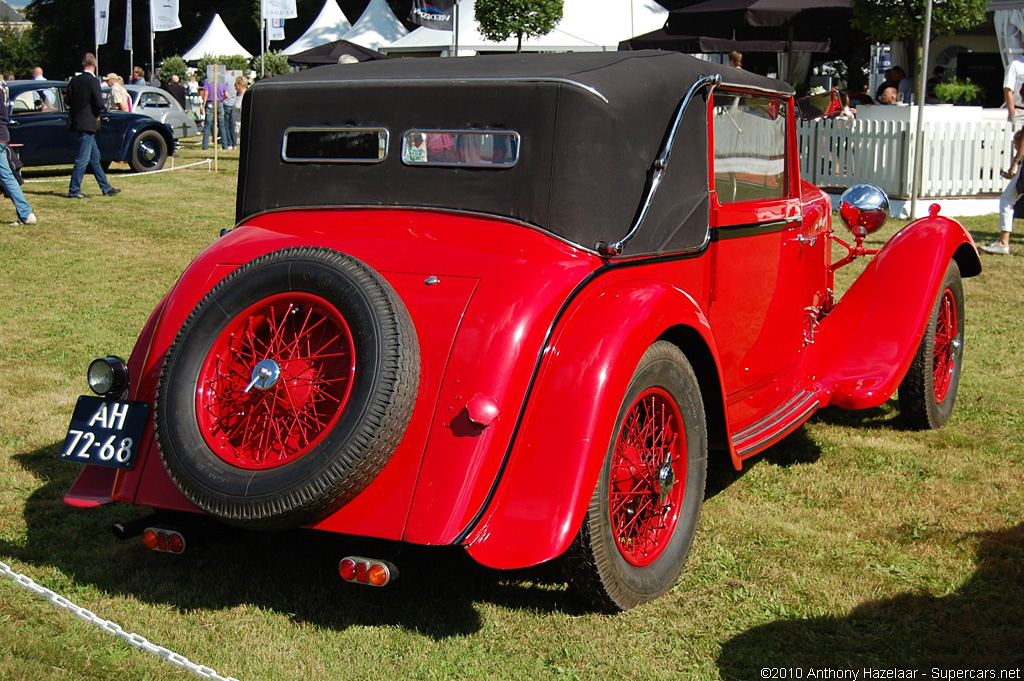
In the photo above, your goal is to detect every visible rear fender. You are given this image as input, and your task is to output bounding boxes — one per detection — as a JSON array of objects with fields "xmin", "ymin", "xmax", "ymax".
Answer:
[
  {"xmin": 465, "ymin": 276, "xmax": 727, "ymax": 570},
  {"xmin": 810, "ymin": 215, "xmax": 980, "ymax": 410}
]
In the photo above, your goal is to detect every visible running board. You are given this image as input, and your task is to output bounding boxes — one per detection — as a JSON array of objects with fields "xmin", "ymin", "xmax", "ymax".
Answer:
[{"xmin": 733, "ymin": 389, "xmax": 819, "ymax": 459}]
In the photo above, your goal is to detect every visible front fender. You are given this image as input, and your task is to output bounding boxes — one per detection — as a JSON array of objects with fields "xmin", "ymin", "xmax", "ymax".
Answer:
[
  {"xmin": 117, "ymin": 119, "xmax": 175, "ymax": 161},
  {"xmin": 809, "ymin": 214, "xmax": 980, "ymax": 410},
  {"xmin": 465, "ymin": 271, "xmax": 724, "ymax": 570}
]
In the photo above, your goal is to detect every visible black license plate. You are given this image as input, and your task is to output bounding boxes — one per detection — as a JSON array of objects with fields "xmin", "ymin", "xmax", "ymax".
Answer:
[{"xmin": 60, "ymin": 395, "xmax": 151, "ymax": 469}]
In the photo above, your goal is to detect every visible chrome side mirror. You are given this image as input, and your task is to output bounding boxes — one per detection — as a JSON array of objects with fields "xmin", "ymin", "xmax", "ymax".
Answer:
[{"xmin": 839, "ymin": 184, "xmax": 889, "ymax": 238}]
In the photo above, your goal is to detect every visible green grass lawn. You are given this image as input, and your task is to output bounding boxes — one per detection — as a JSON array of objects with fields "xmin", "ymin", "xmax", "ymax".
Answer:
[{"xmin": 1, "ymin": 149, "xmax": 1022, "ymax": 680}]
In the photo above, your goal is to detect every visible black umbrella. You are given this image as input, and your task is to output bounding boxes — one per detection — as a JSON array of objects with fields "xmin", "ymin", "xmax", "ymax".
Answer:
[
  {"xmin": 287, "ymin": 40, "xmax": 390, "ymax": 67},
  {"xmin": 620, "ymin": 27, "xmax": 830, "ymax": 53},
  {"xmin": 668, "ymin": 0, "xmax": 851, "ymax": 31}
]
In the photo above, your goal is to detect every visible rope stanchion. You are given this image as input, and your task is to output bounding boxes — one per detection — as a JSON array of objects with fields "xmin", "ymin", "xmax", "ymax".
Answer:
[
  {"xmin": 23, "ymin": 158, "xmax": 213, "ymax": 184},
  {"xmin": 1, "ymin": 559, "xmax": 241, "ymax": 681}
]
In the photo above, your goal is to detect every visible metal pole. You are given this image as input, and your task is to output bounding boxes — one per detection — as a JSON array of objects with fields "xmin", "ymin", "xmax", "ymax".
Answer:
[
  {"xmin": 453, "ymin": 1, "xmax": 459, "ymax": 57},
  {"xmin": 260, "ymin": 0, "xmax": 265, "ymax": 77},
  {"xmin": 149, "ymin": 0, "xmax": 155, "ymax": 84},
  {"xmin": 127, "ymin": 0, "xmax": 133, "ymax": 77},
  {"xmin": 910, "ymin": 0, "xmax": 933, "ymax": 219}
]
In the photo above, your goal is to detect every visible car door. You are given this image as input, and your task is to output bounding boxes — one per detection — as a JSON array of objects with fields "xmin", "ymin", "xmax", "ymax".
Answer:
[
  {"xmin": 706, "ymin": 90, "xmax": 809, "ymax": 426},
  {"xmin": 8, "ymin": 86, "xmax": 77, "ymax": 166}
]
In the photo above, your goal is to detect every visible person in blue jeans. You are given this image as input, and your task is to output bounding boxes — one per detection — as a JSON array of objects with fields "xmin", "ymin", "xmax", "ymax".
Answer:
[
  {"xmin": 65, "ymin": 53, "xmax": 120, "ymax": 199},
  {"xmin": 0, "ymin": 80, "xmax": 36, "ymax": 224},
  {"xmin": 201, "ymin": 76, "xmax": 229, "ymax": 151}
]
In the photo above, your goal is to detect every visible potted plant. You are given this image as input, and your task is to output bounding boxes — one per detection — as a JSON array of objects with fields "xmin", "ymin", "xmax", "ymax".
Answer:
[{"xmin": 934, "ymin": 77, "xmax": 984, "ymax": 105}]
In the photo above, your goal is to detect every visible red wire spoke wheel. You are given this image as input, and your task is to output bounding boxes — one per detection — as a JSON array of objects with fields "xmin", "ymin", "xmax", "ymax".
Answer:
[
  {"xmin": 564, "ymin": 342, "xmax": 707, "ymax": 612},
  {"xmin": 931, "ymin": 289, "xmax": 957, "ymax": 404},
  {"xmin": 195, "ymin": 292, "xmax": 357, "ymax": 470},
  {"xmin": 898, "ymin": 260, "xmax": 964, "ymax": 430},
  {"xmin": 609, "ymin": 388, "xmax": 686, "ymax": 567},
  {"xmin": 156, "ymin": 247, "xmax": 419, "ymax": 530}
]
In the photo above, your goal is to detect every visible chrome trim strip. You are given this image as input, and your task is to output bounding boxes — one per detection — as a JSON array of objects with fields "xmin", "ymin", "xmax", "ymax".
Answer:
[
  {"xmin": 400, "ymin": 129, "xmax": 521, "ymax": 169},
  {"xmin": 599, "ymin": 73, "xmax": 722, "ymax": 256},
  {"xmin": 736, "ymin": 400, "xmax": 819, "ymax": 457},
  {"xmin": 256, "ymin": 77, "xmax": 610, "ymax": 104},
  {"xmin": 734, "ymin": 389, "xmax": 812, "ymax": 442},
  {"xmin": 281, "ymin": 126, "xmax": 389, "ymax": 164}
]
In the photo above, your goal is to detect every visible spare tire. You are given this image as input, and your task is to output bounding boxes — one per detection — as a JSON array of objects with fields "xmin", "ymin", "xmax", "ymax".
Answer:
[{"xmin": 155, "ymin": 246, "xmax": 419, "ymax": 530}]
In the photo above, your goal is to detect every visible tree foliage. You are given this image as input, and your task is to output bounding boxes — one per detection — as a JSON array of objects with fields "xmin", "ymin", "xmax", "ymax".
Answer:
[
  {"xmin": 253, "ymin": 51, "xmax": 290, "ymax": 78},
  {"xmin": 851, "ymin": 0, "xmax": 987, "ymax": 63},
  {"xmin": 158, "ymin": 55, "xmax": 188, "ymax": 85},
  {"xmin": 196, "ymin": 53, "xmax": 251, "ymax": 81},
  {"xmin": 475, "ymin": 0, "xmax": 564, "ymax": 52},
  {"xmin": 0, "ymin": 21, "xmax": 41, "ymax": 78}
]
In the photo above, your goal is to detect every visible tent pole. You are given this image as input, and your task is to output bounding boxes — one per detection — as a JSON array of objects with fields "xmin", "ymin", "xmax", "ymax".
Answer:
[{"xmin": 910, "ymin": 0, "xmax": 933, "ymax": 219}]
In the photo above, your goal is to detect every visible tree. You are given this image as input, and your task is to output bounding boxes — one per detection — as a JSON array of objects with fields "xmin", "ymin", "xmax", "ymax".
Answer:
[
  {"xmin": 475, "ymin": 0, "xmax": 564, "ymax": 52},
  {"xmin": 851, "ymin": 0, "xmax": 987, "ymax": 81},
  {"xmin": 159, "ymin": 55, "xmax": 188, "ymax": 86},
  {"xmin": 254, "ymin": 51, "xmax": 290, "ymax": 78},
  {"xmin": 0, "ymin": 21, "xmax": 41, "ymax": 78}
]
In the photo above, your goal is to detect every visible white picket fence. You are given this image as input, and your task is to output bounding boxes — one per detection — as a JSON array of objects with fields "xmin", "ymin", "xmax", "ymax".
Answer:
[{"xmin": 797, "ymin": 117, "xmax": 1015, "ymax": 199}]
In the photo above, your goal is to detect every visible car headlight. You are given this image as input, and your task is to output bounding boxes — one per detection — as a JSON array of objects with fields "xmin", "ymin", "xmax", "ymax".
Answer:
[{"xmin": 87, "ymin": 356, "xmax": 129, "ymax": 396}]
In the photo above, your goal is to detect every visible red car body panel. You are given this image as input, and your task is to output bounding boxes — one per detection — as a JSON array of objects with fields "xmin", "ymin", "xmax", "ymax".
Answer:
[{"xmin": 465, "ymin": 267, "xmax": 723, "ymax": 568}]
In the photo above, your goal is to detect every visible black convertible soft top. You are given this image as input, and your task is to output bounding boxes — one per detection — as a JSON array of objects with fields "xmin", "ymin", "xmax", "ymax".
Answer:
[{"xmin": 237, "ymin": 51, "xmax": 793, "ymax": 255}]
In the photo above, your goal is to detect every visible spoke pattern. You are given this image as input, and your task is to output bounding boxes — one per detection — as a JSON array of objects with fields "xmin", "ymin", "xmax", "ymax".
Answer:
[
  {"xmin": 609, "ymin": 388, "xmax": 686, "ymax": 567},
  {"xmin": 932, "ymin": 289, "xmax": 957, "ymax": 403},
  {"xmin": 196, "ymin": 292, "xmax": 356, "ymax": 470}
]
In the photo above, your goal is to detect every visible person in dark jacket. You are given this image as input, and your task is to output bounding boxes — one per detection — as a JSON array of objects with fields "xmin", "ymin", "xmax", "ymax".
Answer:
[
  {"xmin": 0, "ymin": 79, "xmax": 36, "ymax": 224},
  {"xmin": 66, "ymin": 53, "xmax": 119, "ymax": 199},
  {"xmin": 165, "ymin": 73, "xmax": 187, "ymax": 110}
]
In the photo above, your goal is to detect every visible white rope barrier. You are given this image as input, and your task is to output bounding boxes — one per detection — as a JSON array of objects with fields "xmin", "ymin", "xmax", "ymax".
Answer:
[
  {"xmin": 1, "ymin": 559, "xmax": 241, "ymax": 681},
  {"xmin": 22, "ymin": 158, "xmax": 213, "ymax": 184}
]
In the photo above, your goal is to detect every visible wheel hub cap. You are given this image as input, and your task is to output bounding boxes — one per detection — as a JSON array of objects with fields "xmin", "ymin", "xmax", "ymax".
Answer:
[
  {"xmin": 658, "ymin": 463, "xmax": 676, "ymax": 506},
  {"xmin": 139, "ymin": 140, "xmax": 157, "ymax": 162},
  {"xmin": 245, "ymin": 359, "xmax": 281, "ymax": 392}
]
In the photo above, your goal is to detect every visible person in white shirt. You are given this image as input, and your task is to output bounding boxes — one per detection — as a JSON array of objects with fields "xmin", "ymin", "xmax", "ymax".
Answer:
[{"xmin": 1003, "ymin": 54, "xmax": 1024, "ymax": 123}]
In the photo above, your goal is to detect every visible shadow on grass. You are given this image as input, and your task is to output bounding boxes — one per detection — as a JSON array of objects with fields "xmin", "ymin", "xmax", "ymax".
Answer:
[
  {"xmin": 1, "ymin": 443, "xmax": 589, "ymax": 639},
  {"xmin": 717, "ymin": 523, "xmax": 1024, "ymax": 675}
]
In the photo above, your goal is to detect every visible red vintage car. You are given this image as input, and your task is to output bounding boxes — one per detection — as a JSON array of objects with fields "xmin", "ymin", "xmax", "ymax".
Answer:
[{"xmin": 61, "ymin": 52, "xmax": 981, "ymax": 612}]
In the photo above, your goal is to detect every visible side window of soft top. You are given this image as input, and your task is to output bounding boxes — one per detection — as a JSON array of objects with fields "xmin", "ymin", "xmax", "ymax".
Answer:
[{"xmin": 712, "ymin": 91, "xmax": 788, "ymax": 205}]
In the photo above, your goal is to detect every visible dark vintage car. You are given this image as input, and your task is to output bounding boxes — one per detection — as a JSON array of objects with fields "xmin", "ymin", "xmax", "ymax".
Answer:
[
  {"xmin": 7, "ymin": 79, "xmax": 176, "ymax": 172},
  {"xmin": 61, "ymin": 52, "xmax": 980, "ymax": 611}
]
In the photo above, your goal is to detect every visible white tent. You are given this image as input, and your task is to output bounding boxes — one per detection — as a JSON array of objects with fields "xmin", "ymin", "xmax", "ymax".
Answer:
[
  {"xmin": 383, "ymin": 0, "xmax": 668, "ymax": 56},
  {"xmin": 341, "ymin": 0, "xmax": 409, "ymax": 51},
  {"xmin": 282, "ymin": 0, "xmax": 353, "ymax": 56},
  {"xmin": 182, "ymin": 13, "xmax": 253, "ymax": 60}
]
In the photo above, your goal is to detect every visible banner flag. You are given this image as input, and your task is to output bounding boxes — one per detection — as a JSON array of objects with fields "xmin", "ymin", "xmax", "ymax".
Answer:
[
  {"xmin": 268, "ymin": 18, "xmax": 286, "ymax": 41},
  {"xmin": 124, "ymin": 0, "xmax": 133, "ymax": 51},
  {"xmin": 409, "ymin": 0, "xmax": 455, "ymax": 30},
  {"xmin": 262, "ymin": 0, "xmax": 298, "ymax": 20},
  {"xmin": 151, "ymin": 0, "xmax": 181, "ymax": 32},
  {"xmin": 95, "ymin": 0, "xmax": 110, "ymax": 45}
]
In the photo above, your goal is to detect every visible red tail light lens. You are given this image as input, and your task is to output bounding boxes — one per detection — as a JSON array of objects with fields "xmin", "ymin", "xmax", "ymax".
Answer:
[
  {"xmin": 338, "ymin": 558, "xmax": 357, "ymax": 581},
  {"xmin": 338, "ymin": 556, "xmax": 396, "ymax": 587},
  {"xmin": 142, "ymin": 527, "xmax": 186, "ymax": 554}
]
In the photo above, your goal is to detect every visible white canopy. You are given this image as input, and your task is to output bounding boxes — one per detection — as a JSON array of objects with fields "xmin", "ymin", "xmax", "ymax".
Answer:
[
  {"xmin": 182, "ymin": 13, "xmax": 253, "ymax": 61},
  {"xmin": 341, "ymin": 0, "xmax": 409, "ymax": 51},
  {"xmin": 282, "ymin": 0, "xmax": 353, "ymax": 56},
  {"xmin": 384, "ymin": 0, "xmax": 668, "ymax": 55}
]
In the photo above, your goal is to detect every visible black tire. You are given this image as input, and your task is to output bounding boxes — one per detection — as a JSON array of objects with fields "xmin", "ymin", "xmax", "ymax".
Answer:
[
  {"xmin": 128, "ymin": 129, "xmax": 167, "ymax": 172},
  {"xmin": 898, "ymin": 260, "xmax": 965, "ymax": 430},
  {"xmin": 155, "ymin": 247, "xmax": 419, "ymax": 530},
  {"xmin": 563, "ymin": 341, "xmax": 707, "ymax": 612}
]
